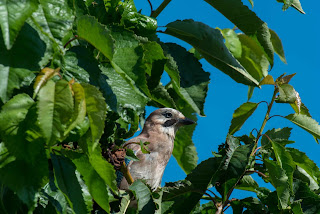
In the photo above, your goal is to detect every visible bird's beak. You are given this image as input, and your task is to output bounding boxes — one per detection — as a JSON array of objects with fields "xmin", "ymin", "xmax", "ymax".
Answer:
[{"xmin": 178, "ymin": 117, "xmax": 196, "ymax": 125}]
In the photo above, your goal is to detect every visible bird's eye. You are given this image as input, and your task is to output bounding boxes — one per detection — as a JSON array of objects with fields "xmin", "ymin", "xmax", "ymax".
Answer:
[{"xmin": 164, "ymin": 112, "xmax": 172, "ymax": 118}]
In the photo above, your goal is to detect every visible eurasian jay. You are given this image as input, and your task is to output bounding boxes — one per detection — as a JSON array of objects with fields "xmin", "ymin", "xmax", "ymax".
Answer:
[{"xmin": 119, "ymin": 108, "xmax": 195, "ymax": 191}]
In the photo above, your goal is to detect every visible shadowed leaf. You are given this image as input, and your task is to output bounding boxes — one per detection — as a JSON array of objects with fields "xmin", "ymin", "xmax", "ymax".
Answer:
[
  {"xmin": 0, "ymin": 0, "xmax": 39, "ymax": 49},
  {"xmin": 165, "ymin": 20, "xmax": 258, "ymax": 86},
  {"xmin": 204, "ymin": 0, "xmax": 274, "ymax": 66}
]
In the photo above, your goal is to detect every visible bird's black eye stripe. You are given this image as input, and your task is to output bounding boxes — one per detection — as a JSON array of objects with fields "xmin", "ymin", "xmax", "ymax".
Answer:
[
  {"xmin": 162, "ymin": 112, "xmax": 172, "ymax": 118},
  {"xmin": 163, "ymin": 119, "xmax": 177, "ymax": 127}
]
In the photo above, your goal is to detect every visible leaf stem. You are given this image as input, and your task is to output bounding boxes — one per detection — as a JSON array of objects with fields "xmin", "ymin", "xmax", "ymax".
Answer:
[{"xmin": 151, "ymin": 0, "xmax": 172, "ymax": 18}]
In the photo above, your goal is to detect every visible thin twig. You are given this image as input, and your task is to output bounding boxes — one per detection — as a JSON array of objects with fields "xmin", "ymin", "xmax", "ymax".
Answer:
[
  {"xmin": 258, "ymin": 100, "xmax": 269, "ymax": 107},
  {"xmin": 251, "ymin": 128, "xmax": 259, "ymax": 137},
  {"xmin": 63, "ymin": 35, "xmax": 78, "ymax": 49},
  {"xmin": 246, "ymin": 170, "xmax": 268, "ymax": 178},
  {"xmin": 267, "ymin": 115, "xmax": 284, "ymax": 121},
  {"xmin": 253, "ymin": 146, "xmax": 261, "ymax": 155},
  {"xmin": 207, "ymin": 189, "xmax": 219, "ymax": 198},
  {"xmin": 147, "ymin": 0, "xmax": 153, "ymax": 13},
  {"xmin": 150, "ymin": 0, "xmax": 172, "ymax": 18}
]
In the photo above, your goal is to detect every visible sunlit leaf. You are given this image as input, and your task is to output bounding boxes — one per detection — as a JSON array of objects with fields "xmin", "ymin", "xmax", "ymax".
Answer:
[
  {"xmin": 270, "ymin": 29, "xmax": 286, "ymax": 63},
  {"xmin": 37, "ymin": 80, "xmax": 74, "ymax": 146},
  {"xmin": 33, "ymin": 67, "xmax": 60, "ymax": 98},
  {"xmin": 63, "ymin": 83, "xmax": 86, "ymax": 138},
  {"xmin": 77, "ymin": 15, "xmax": 114, "ymax": 60},
  {"xmin": 220, "ymin": 28, "xmax": 242, "ymax": 58},
  {"xmin": 259, "ymin": 75, "xmax": 275, "ymax": 86},
  {"xmin": 261, "ymin": 127, "xmax": 294, "ymax": 147},
  {"xmin": 82, "ymin": 83, "xmax": 107, "ymax": 145},
  {"xmin": 229, "ymin": 102, "xmax": 259, "ymax": 135},
  {"xmin": 275, "ymin": 84, "xmax": 297, "ymax": 103},
  {"xmin": 129, "ymin": 180, "xmax": 156, "ymax": 213},
  {"xmin": 288, "ymin": 148, "xmax": 320, "ymax": 190},
  {"xmin": 285, "ymin": 114, "xmax": 320, "ymax": 140}
]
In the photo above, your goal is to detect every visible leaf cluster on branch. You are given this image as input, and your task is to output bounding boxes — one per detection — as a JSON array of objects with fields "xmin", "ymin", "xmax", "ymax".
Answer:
[{"xmin": 0, "ymin": 0, "xmax": 318, "ymax": 213}]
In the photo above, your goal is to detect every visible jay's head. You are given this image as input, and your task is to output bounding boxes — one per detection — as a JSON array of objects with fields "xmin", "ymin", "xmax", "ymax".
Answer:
[{"xmin": 142, "ymin": 108, "xmax": 195, "ymax": 137}]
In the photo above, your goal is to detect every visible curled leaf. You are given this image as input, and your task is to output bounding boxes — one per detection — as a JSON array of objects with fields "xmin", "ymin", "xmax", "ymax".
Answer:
[{"xmin": 33, "ymin": 67, "xmax": 60, "ymax": 98}]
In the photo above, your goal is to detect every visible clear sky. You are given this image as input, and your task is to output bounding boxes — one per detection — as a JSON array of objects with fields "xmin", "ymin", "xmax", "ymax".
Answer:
[{"xmin": 134, "ymin": 0, "xmax": 320, "ymax": 206}]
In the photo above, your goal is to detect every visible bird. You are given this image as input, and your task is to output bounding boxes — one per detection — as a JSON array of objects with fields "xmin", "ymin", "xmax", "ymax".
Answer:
[{"xmin": 119, "ymin": 108, "xmax": 195, "ymax": 191}]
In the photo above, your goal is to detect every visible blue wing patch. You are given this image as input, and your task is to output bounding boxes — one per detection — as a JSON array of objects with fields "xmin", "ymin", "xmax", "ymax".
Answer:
[{"xmin": 116, "ymin": 158, "xmax": 131, "ymax": 187}]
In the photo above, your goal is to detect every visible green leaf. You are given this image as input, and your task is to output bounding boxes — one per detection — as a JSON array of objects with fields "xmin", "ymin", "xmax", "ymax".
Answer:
[
  {"xmin": 264, "ymin": 159, "xmax": 290, "ymax": 209},
  {"xmin": 51, "ymin": 154, "xmax": 90, "ymax": 214},
  {"xmin": 288, "ymin": 148, "xmax": 320, "ymax": 190},
  {"xmin": 259, "ymin": 75, "xmax": 275, "ymax": 86},
  {"xmin": 164, "ymin": 20, "xmax": 259, "ymax": 86},
  {"xmin": 116, "ymin": 192, "xmax": 131, "ymax": 214},
  {"xmin": 270, "ymin": 29, "xmax": 286, "ymax": 63},
  {"xmin": 0, "ymin": 100, "xmax": 48, "ymax": 207},
  {"xmin": 0, "ymin": 22, "xmax": 53, "ymax": 103},
  {"xmin": 277, "ymin": 0, "xmax": 305, "ymax": 14},
  {"xmin": 163, "ymin": 43, "xmax": 210, "ymax": 116},
  {"xmin": 235, "ymin": 175, "xmax": 259, "ymax": 192},
  {"xmin": 217, "ymin": 136, "xmax": 254, "ymax": 200},
  {"xmin": 0, "ymin": 0, "xmax": 39, "ymax": 49},
  {"xmin": 110, "ymin": 25, "xmax": 150, "ymax": 97},
  {"xmin": 129, "ymin": 180, "xmax": 156, "ymax": 213},
  {"xmin": 0, "ymin": 94, "xmax": 34, "ymax": 139},
  {"xmin": 204, "ymin": 0, "xmax": 274, "ymax": 66},
  {"xmin": 229, "ymin": 102, "xmax": 258, "ymax": 135},
  {"xmin": 33, "ymin": 68, "xmax": 60, "ymax": 98},
  {"xmin": 261, "ymin": 127, "xmax": 294, "ymax": 148},
  {"xmin": 37, "ymin": 0, "xmax": 75, "ymax": 45},
  {"xmin": 37, "ymin": 80, "xmax": 74, "ymax": 146},
  {"xmin": 63, "ymin": 150, "xmax": 111, "ymax": 212},
  {"xmin": 120, "ymin": 5, "xmax": 157, "ymax": 36},
  {"xmin": 101, "ymin": 64, "xmax": 149, "ymax": 121},
  {"xmin": 63, "ymin": 83, "xmax": 87, "ymax": 137},
  {"xmin": 292, "ymin": 180, "xmax": 320, "ymax": 212},
  {"xmin": 82, "ymin": 83, "xmax": 107, "ymax": 145},
  {"xmin": 285, "ymin": 113, "xmax": 320, "ymax": 140},
  {"xmin": 220, "ymin": 28, "xmax": 242, "ymax": 58},
  {"xmin": 163, "ymin": 159, "xmax": 222, "ymax": 214},
  {"xmin": 275, "ymin": 84, "xmax": 297, "ymax": 103},
  {"xmin": 79, "ymin": 132, "xmax": 118, "ymax": 192},
  {"xmin": 271, "ymin": 141, "xmax": 295, "ymax": 191},
  {"xmin": 41, "ymin": 180, "xmax": 71, "ymax": 214},
  {"xmin": 167, "ymin": 88, "xmax": 199, "ymax": 174},
  {"xmin": 236, "ymin": 34, "xmax": 269, "ymax": 81},
  {"xmin": 192, "ymin": 201, "xmax": 217, "ymax": 214},
  {"xmin": 142, "ymin": 41, "xmax": 167, "ymax": 89},
  {"xmin": 77, "ymin": 15, "xmax": 114, "ymax": 60}
]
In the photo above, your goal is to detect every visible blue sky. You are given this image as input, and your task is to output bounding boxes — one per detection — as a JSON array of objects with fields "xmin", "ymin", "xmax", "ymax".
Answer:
[{"xmin": 134, "ymin": 0, "xmax": 320, "ymax": 205}]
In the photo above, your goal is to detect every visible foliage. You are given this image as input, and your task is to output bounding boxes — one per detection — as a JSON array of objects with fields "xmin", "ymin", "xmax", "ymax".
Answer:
[{"xmin": 0, "ymin": 0, "xmax": 318, "ymax": 213}]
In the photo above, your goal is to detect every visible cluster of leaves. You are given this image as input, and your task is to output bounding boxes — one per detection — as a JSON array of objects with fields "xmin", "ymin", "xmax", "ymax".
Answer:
[{"xmin": 0, "ymin": 0, "xmax": 317, "ymax": 213}]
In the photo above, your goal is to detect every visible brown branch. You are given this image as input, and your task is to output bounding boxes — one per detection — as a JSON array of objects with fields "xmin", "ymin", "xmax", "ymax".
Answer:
[{"xmin": 120, "ymin": 161, "xmax": 134, "ymax": 185}]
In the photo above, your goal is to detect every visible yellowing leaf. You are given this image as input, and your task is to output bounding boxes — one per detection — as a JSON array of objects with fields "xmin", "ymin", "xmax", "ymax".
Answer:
[{"xmin": 33, "ymin": 67, "xmax": 60, "ymax": 98}]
